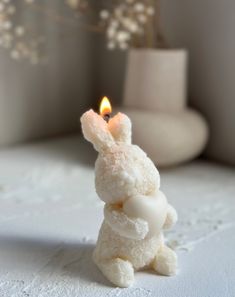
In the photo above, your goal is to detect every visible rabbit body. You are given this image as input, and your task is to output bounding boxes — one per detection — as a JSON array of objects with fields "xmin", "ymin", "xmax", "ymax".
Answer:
[
  {"xmin": 81, "ymin": 110, "xmax": 178, "ymax": 287},
  {"xmin": 93, "ymin": 221, "xmax": 163, "ymax": 270}
]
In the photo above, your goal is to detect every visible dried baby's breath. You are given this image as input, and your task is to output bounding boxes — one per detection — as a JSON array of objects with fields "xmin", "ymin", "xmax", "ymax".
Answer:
[{"xmin": 0, "ymin": 0, "xmax": 165, "ymax": 63}]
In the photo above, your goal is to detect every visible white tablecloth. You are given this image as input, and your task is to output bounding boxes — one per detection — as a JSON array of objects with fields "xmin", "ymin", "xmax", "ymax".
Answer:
[{"xmin": 0, "ymin": 136, "xmax": 234, "ymax": 297}]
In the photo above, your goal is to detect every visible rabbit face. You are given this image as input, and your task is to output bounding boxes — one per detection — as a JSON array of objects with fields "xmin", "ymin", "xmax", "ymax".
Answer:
[
  {"xmin": 81, "ymin": 110, "xmax": 160, "ymax": 204},
  {"xmin": 95, "ymin": 143, "xmax": 160, "ymax": 204}
]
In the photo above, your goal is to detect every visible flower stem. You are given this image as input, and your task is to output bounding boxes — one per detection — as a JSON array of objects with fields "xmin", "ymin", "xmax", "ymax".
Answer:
[{"xmin": 28, "ymin": 2, "xmax": 102, "ymax": 33}]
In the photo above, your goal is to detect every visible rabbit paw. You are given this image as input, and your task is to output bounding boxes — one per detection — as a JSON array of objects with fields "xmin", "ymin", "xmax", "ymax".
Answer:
[
  {"xmin": 152, "ymin": 245, "xmax": 177, "ymax": 276},
  {"xmin": 96, "ymin": 258, "xmax": 134, "ymax": 288}
]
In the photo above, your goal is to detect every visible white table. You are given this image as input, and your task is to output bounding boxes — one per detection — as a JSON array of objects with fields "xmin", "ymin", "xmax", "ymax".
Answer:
[{"xmin": 0, "ymin": 136, "xmax": 234, "ymax": 297}]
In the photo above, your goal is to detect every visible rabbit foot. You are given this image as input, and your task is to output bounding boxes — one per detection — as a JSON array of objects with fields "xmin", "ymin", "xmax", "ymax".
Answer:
[
  {"xmin": 152, "ymin": 245, "xmax": 177, "ymax": 276},
  {"xmin": 95, "ymin": 257, "xmax": 134, "ymax": 288}
]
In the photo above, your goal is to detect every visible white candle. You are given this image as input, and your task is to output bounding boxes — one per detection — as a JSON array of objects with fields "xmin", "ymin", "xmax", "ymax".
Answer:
[{"xmin": 80, "ymin": 97, "xmax": 178, "ymax": 288}]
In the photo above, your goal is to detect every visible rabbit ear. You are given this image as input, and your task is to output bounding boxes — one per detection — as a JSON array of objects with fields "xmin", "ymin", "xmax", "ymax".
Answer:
[
  {"xmin": 80, "ymin": 109, "xmax": 114, "ymax": 152},
  {"xmin": 108, "ymin": 112, "xmax": 132, "ymax": 144}
]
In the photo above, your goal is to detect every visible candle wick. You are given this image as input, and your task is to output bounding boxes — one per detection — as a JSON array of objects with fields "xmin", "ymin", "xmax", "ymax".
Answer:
[{"xmin": 103, "ymin": 114, "xmax": 110, "ymax": 123}]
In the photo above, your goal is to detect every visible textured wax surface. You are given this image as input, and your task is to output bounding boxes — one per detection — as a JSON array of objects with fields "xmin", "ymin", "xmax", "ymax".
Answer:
[
  {"xmin": 95, "ymin": 144, "xmax": 160, "ymax": 204},
  {"xmin": 81, "ymin": 110, "xmax": 177, "ymax": 287},
  {"xmin": 0, "ymin": 136, "xmax": 234, "ymax": 295},
  {"xmin": 93, "ymin": 222, "xmax": 164, "ymax": 270}
]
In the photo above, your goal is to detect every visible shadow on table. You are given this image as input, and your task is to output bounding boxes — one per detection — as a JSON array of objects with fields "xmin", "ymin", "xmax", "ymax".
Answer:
[{"xmin": 0, "ymin": 234, "xmax": 111, "ymax": 287}]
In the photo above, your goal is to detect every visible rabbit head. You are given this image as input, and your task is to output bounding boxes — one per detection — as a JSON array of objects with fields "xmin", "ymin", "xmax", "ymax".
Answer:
[{"xmin": 81, "ymin": 110, "xmax": 160, "ymax": 204}]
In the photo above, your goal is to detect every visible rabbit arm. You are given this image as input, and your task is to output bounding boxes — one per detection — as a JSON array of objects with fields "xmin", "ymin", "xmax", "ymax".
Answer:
[
  {"xmin": 104, "ymin": 204, "xmax": 149, "ymax": 240},
  {"xmin": 163, "ymin": 204, "xmax": 178, "ymax": 229}
]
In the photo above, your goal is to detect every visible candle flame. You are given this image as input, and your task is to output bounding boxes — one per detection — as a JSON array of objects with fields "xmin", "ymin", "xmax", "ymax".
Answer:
[{"xmin": 99, "ymin": 96, "xmax": 112, "ymax": 116}]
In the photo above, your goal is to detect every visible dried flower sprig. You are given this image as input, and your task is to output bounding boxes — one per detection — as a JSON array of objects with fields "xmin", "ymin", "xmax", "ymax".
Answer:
[
  {"xmin": 0, "ymin": 0, "xmax": 46, "ymax": 64},
  {"xmin": 99, "ymin": 0, "xmax": 157, "ymax": 50},
  {"xmin": 0, "ymin": 0, "xmax": 167, "ymax": 63},
  {"xmin": 67, "ymin": 0, "xmax": 167, "ymax": 50}
]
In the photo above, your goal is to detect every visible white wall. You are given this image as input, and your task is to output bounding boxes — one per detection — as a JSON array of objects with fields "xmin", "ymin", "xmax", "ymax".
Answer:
[{"xmin": 161, "ymin": 0, "xmax": 235, "ymax": 165}]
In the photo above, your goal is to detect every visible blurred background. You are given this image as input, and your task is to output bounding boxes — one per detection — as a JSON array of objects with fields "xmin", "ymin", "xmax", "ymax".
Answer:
[{"xmin": 0, "ymin": 0, "xmax": 234, "ymax": 166}]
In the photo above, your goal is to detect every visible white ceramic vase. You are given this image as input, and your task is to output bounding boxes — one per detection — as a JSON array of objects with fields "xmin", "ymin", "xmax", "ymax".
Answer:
[
  {"xmin": 124, "ymin": 49, "xmax": 188, "ymax": 112},
  {"xmin": 122, "ymin": 49, "xmax": 208, "ymax": 167}
]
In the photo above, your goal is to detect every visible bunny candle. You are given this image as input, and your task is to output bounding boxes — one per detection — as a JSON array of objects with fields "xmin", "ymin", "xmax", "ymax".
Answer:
[{"xmin": 80, "ymin": 97, "xmax": 178, "ymax": 288}]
